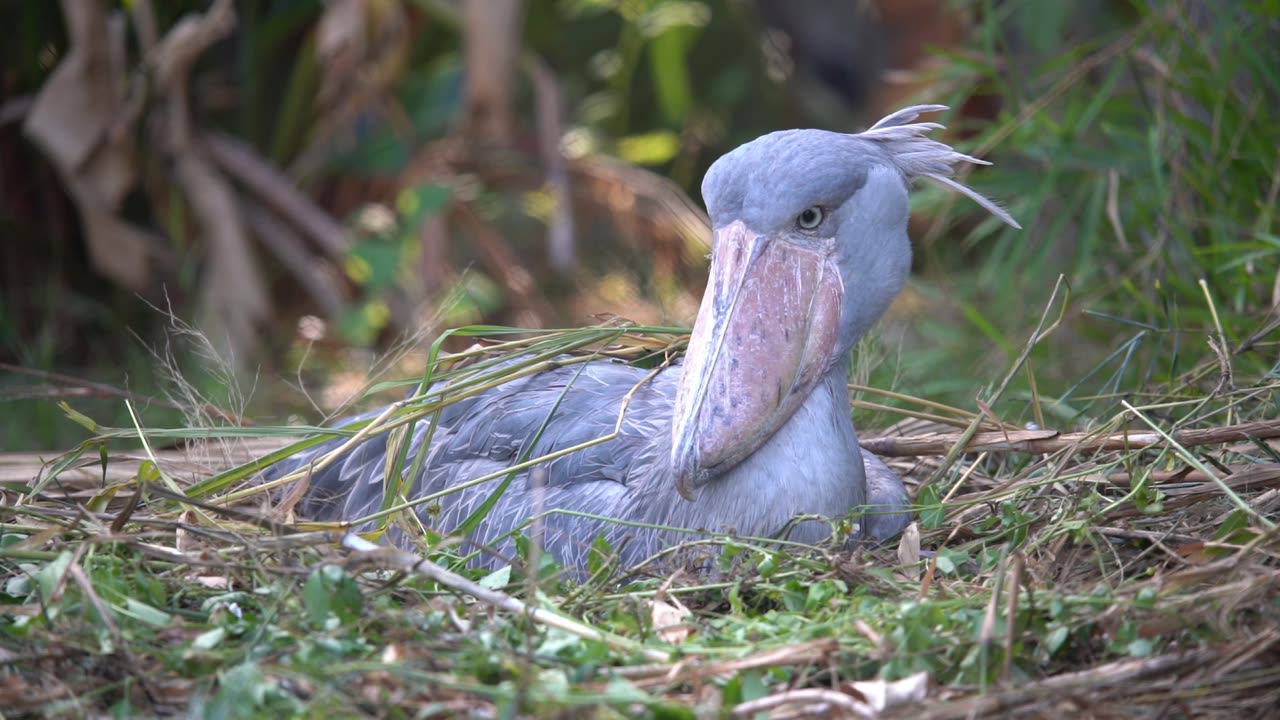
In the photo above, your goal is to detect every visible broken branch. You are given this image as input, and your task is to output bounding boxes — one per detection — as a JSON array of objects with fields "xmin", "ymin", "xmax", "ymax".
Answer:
[{"xmin": 862, "ymin": 419, "xmax": 1280, "ymax": 457}]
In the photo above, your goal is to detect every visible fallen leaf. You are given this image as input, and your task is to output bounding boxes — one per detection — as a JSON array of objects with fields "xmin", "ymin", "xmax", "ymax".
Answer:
[
  {"xmin": 842, "ymin": 671, "xmax": 930, "ymax": 712},
  {"xmin": 381, "ymin": 643, "xmax": 405, "ymax": 663},
  {"xmin": 897, "ymin": 521, "xmax": 921, "ymax": 568},
  {"xmin": 649, "ymin": 595, "xmax": 692, "ymax": 644},
  {"xmin": 191, "ymin": 576, "xmax": 231, "ymax": 590},
  {"xmin": 1174, "ymin": 542, "xmax": 1213, "ymax": 564},
  {"xmin": 176, "ymin": 509, "xmax": 198, "ymax": 554}
]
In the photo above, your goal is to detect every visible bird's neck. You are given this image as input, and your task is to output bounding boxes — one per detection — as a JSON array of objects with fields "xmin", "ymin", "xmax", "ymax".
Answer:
[
  {"xmin": 778, "ymin": 360, "xmax": 858, "ymax": 452},
  {"xmin": 737, "ymin": 358, "xmax": 859, "ymax": 476}
]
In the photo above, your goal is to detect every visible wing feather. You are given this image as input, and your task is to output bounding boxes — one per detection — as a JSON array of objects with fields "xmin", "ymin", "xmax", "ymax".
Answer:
[{"xmin": 267, "ymin": 357, "xmax": 679, "ymax": 562}]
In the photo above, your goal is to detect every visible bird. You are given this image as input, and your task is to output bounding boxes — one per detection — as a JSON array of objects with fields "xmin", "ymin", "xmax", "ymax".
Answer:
[{"xmin": 269, "ymin": 105, "xmax": 1019, "ymax": 574}]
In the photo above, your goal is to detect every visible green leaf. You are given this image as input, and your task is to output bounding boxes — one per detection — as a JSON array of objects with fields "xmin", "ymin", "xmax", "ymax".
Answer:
[
  {"xmin": 961, "ymin": 303, "xmax": 1016, "ymax": 357},
  {"xmin": 303, "ymin": 565, "xmax": 362, "ymax": 629},
  {"xmin": 58, "ymin": 401, "xmax": 99, "ymax": 432},
  {"xmin": 341, "ymin": 128, "xmax": 411, "ymax": 172},
  {"xmin": 805, "ymin": 579, "xmax": 843, "ymax": 614},
  {"xmin": 617, "ymin": 131, "xmax": 681, "ymax": 166},
  {"xmin": 345, "ymin": 239, "xmax": 401, "ymax": 291},
  {"xmin": 191, "ymin": 626, "xmax": 227, "ymax": 651},
  {"xmin": 404, "ymin": 184, "xmax": 452, "ymax": 220},
  {"xmin": 756, "ymin": 553, "xmax": 777, "ymax": 579},
  {"xmin": 936, "ymin": 548, "xmax": 969, "ymax": 575},
  {"xmin": 719, "ymin": 541, "xmax": 746, "ymax": 572},
  {"xmin": 35, "ymin": 551, "xmax": 73, "ymax": 603},
  {"xmin": 1213, "ymin": 509, "xmax": 1251, "ymax": 540},
  {"xmin": 739, "ymin": 669, "xmax": 768, "ymax": 702},
  {"xmin": 918, "ymin": 484, "xmax": 945, "ymax": 529},
  {"xmin": 781, "ymin": 579, "xmax": 806, "ymax": 612},
  {"xmin": 337, "ymin": 301, "xmax": 391, "ymax": 345},
  {"xmin": 86, "ymin": 482, "xmax": 126, "ymax": 512},
  {"xmin": 936, "ymin": 553, "xmax": 955, "ymax": 574},
  {"xmin": 603, "ymin": 675, "xmax": 651, "ymax": 704},
  {"xmin": 727, "ymin": 581, "xmax": 744, "ymax": 615},
  {"xmin": 587, "ymin": 533, "xmax": 614, "ymax": 577},
  {"xmin": 1046, "ymin": 625, "xmax": 1070, "ymax": 654},
  {"xmin": 648, "ymin": 28, "xmax": 693, "ymax": 123},
  {"xmin": 478, "ymin": 565, "xmax": 511, "ymax": 589},
  {"xmin": 98, "ymin": 442, "xmax": 109, "ymax": 483},
  {"xmin": 121, "ymin": 598, "xmax": 173, "ymax": 627},
  {"xmin": 1127, "ymin": 638, "xmax": 1155, "ymax": 657},
  {"xmin": 5, "ymin": 572, "xmax": 32, "ymax": 600},
  {"xmin": 136, "ymin": 460, "xmax": 162, "ymax": 485}
]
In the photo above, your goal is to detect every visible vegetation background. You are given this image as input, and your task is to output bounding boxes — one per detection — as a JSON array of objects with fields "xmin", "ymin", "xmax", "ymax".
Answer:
[
  {"xmin": 1, "ymin": 0, "xmax": 1278, "ymax": 717},
  {"xmin": 4, "ymin": 0, "xmax": 1272, "ymax": 448}
]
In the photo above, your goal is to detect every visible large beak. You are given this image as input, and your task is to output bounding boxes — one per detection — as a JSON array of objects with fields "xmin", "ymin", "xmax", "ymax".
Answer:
[{"xmin": 671, "ymin": 220, "xmax": 844, "ymax": 500}]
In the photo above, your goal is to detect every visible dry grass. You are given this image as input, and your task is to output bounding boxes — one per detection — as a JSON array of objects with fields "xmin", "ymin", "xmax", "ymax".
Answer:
[{"xmin": 2, "ymin": 320, "xmax": 1278, "ymax": 718}]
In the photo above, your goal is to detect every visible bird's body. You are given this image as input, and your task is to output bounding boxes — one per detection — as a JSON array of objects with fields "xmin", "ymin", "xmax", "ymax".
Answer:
[
  {"xmin": 271, "ymin": 106, "xmax": 1018, "ymax": 574},
  {"xmin": 297, "ymin": 358, "xmax": 889, "ymax": 569}
]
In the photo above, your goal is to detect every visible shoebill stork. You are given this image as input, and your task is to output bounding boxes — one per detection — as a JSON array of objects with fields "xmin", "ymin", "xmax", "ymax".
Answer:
[{"xmin": 273, "ymin": 105, "xmax": 1019, "ymax": 572}]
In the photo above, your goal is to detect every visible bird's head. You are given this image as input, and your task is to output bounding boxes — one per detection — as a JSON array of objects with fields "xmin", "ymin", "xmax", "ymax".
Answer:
[{"xmin": 671, "ymin": 105, "xmax": 1020, "ymax": 499}]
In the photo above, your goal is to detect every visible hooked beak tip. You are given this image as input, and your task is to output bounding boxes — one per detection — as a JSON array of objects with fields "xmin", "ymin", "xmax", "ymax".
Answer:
[
  {"xmin": 673, "ymin": 474, "xmax": 698, "ymax": 502},
  {"xmin": 671, "ymin": 444, "xmax": 701, "ymax": 501}
]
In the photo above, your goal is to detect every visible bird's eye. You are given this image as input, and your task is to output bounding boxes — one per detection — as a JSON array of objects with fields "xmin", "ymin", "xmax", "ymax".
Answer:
[{"xmin": 796, "ymin": 206, "xmax": 825, "ymax": 230}]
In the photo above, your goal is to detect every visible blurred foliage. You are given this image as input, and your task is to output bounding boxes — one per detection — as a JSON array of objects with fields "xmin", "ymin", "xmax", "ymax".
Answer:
[
  {"xmin": 0, "ymin": 0, "xmax": 1277, "ymax": 451},
  {"xmin": 0, "ymin": 0, "xmax": 866, "ymax": 449},
  {"xmin": 854, "ymin": 0, "xmax": 1280, "ymax": 430}
]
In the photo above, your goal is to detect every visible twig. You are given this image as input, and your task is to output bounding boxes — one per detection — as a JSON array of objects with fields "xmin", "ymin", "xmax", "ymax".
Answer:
[
  {"xmin": 862, "ymin": 419, "xmax": 1280, "ymax": 457},
  {"xmin": 1003, "ymin": 553, "xmax": 1024, "ymax": 685},
  {"xmin": 733, "ymin": 688, "xmax": 873, "ymax": 718},
  {"xmin": 205, "ymin": 131, "xmax": 351, "ymax": 259},
  {"xmin": 1102, "ymin": 465, "xmax": 1252, "ymax": 486},
  {"xmin": 460, "ymin": 0, "xmax": 524, "ymax": 144},
  {"xmin": 68, "ymin": 561, "xmax": 156, "ymax": 704},
  {"xmin": 1094, "ymin": 526, "xmax": 1201, "ymax": 545},
  {"xmin": 339, "ymin": 534, "xmax": 669, "ymax": 663},
  {"xmin": 852, "ymin": 400, "xmax": 989, "ymax": 430},
  {"xmin": 240, "ymin": 199, "xmax": 348, "ymax": 319},
  {"xmin": 922, "ymin": 277, "xmax": 1070, "ymax": 490},
  {"xmin": 0, "ymin": 361, "xmax": 244, "ymax": 424},
  {"xmin": 619, "ymin": 638, "xmax": 839, "ymax": 687},
  {"xmin": 526, "ymin": 55, "xmax": 575, "ymax": 272},
  {"xmin": 1121, "ymin": 402, "xmax": 1275, "ymax": 529}
]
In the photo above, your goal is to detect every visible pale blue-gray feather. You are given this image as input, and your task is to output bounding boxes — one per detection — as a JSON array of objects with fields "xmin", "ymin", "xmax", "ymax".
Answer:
[{"xmin": 274, "ymin": 357, "xmax": 903, "ymax": 572}]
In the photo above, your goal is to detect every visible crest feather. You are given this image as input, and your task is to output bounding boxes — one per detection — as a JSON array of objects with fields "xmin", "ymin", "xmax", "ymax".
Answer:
[{"xmin": 859, "ymin": 105, "xmax": 1021, "ymax": 229}]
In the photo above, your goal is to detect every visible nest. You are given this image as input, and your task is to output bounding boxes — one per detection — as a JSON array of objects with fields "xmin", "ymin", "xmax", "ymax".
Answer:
[{"xmin": 2, "ymin": 325, "xmax": 1278, "ymax": 718}]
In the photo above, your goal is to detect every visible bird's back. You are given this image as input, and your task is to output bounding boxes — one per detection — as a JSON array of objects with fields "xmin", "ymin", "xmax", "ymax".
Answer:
[
  {"xmin": 270, "ymin": 356, "xmax": 910, "ymax": 572},
  {"xmin": 272, "ymin": 357, "xmax": 683, "ymax": 568}
]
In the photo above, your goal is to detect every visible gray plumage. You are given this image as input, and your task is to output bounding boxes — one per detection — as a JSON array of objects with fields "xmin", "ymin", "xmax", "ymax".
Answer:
[{"xmin": 268, "ymin": 105, "xmax": 1017, "ymax": 574}]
